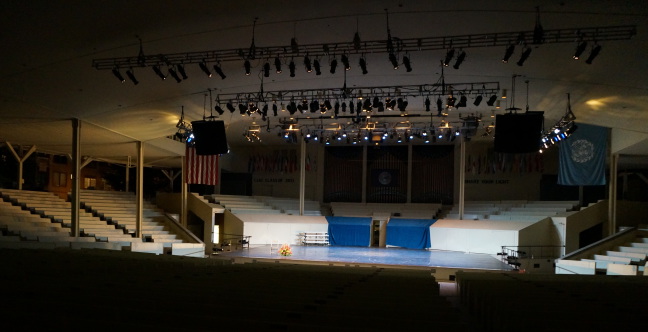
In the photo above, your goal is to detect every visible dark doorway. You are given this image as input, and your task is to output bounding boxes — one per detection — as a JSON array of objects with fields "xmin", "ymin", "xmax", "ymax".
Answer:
[{"xmin": 579, "ymin": 222, "xmax": 604, "ymax": 249}]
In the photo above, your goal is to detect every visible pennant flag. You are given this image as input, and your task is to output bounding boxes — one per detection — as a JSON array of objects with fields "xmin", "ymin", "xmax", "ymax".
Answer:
[
  {"xmin": 558, "ymin": 123, "xmax": 607, "ymax": 186},
  {"xmin": 186, "ymin": 146, "xmax": 219, "ymax": 185}
]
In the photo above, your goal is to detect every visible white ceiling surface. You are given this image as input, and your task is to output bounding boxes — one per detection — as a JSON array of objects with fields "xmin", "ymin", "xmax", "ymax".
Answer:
[{"xmin": 1, "ymin": 1, "xmax": 647, "ymax": 168}]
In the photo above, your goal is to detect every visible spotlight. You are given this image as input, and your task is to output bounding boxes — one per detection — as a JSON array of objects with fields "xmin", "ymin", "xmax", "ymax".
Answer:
[
  {"xmin": 274, "ymin": 57, "xmax": 282, "ymax": 73},
  {"xmin": 177, "ymin": 64, "xmax": 188, "ymax": 80},
  {"xmin": 215, "ymin": 105, "xmax": 224, "ymax": 115},
  {"xmin": 397, "ymin": 98, "xmax": 408, "ymax": 112},
  {"xmin": 213, "ymin": 63, "xmax": 226, "ymax": 79},
  {"xmin": 244, "ymin": 60, "xmax": 251, "ymax": 75},
  {"xmin": 238, "ymin": 103, "xmax": 248, "ymax": 114},
  {"xmin": 272, "ymin": 103, "xmax": 278, "ymax": 116},
  {"xmin": 263, "ymin": 62, "xmax": 270, "ymax": 77},
  {"xmin": 112, "ymin": 68, "xmax": 125, "ymax": 83},
  {"xmin": 436, "ymin": 98, "xmax": 443, "ymax": 114},
  {"xmin": 486, "ymin": 95, "xmax": 497, "ymax": 106},
  {"xmin": 517, "ymin": 47, "xmax": 532, "ymax": 66},
  {"xmin": 452, "ymin": 51, "xmax": 466, "ymax": 69},
  {"xmin": 585, "ymin": 45, "xmax": 601, "ymax": 64},
  {"xmin": 199, "ymin": 60, "xmax": 212, "ymax": 77},
  {"xmin": 502, "ymin": 44, "xmax": 515, "ymax": 63},
  {"xmin": 403, "ymin": 55, "xmax": 412, "ymax": 72},
  {"xmin": 289, "ymin": 60, "xmax": 296, "ymax": 77},
  {"xmin": 573, "ymin": 41, "xmax": 588, "ymax": 60},
  {"xmin": 304, "ymin": 55, "xmax": 312, "ymax": 72},
  {"xmin": 473, "ymin": 95, "xmax": 483, "ymax": 106},
  {"xmin": 152, "ymin": 65, "xmax": 166, "ymax": 80},
  {"xmin": 389, "ymin": 53, "xmax": 399, "ymax": 69},
  {"xmin": 168, "ymin": 67, "xmax": 182, "ymax": 83},
  {"xmin": 330, "ymin": 58, "xmax": 338, "ymax": 74},
  {"xmin": 446, "ymin": 96, "xmax": 456, "ymax": 108},
  {"xmin": 501, "ymin": 89, "xmax": 507, "ymax": 99},
  {"xmin": 314, "ymin": 59, "xmax": 321, "ymax": 75},
  {"xmin": 425, "ymin": 97, "xmax": 431, "ymax": 112},
  {"xmin": 226, "ymin": 102, "xmax": 235, "ymax": 113},
  {"xmin": 126, "ymin": 69, "xmax": 138, "ymax": 85},
  {"xmin": 341, "ymin": 54, "xmax": 350, "ymax": 70},
  {"xmin": 456, "ymin": 96, "xmax": 467, "ymax": 108},
  {"xmin": 443, "ymin": 48, "xmax": 455, "ymax": 67},
  {"xmin": 359, "ymin": 57, "xmax": 368, "ymax": 74}
]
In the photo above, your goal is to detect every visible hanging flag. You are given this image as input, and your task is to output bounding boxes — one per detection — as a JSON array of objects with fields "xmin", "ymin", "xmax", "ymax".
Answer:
[
  {"xmin": 186, "ymin": 146, "xmax": 219, "ymax": 185},
  {"xmin": 558, "ymin": 123, "xmax": 608, "ymax": 186}
]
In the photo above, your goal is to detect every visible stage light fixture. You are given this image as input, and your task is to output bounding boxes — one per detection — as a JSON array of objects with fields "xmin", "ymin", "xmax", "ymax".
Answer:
[
  {"xmin": 486, "ymin": 95, "xmax": 497, "ymax": 106},
  {"xmin": 177, "ymin": 64, "xmax": 188, "ymax": 80},
  {"xmin": 313, "ymin": 59, "xmax": 321, "ymax": 75},
  {"xmin": 330, "ymin": 58, "xmax": 338, "ymax": 74},
  {"xmin": 389, "ymin": 53, "xmax": 399, "ymax": 69},
  {"xmin": 424, "ymin": 97, "xmax": 431, "ymax": 112},
  {"xmin": 502, "ymin": 44, "xmax": 515, "ymax": 63},
  {"xmin": 341, "ymin": 54, "xmax": 350, "ymax": 70},
  {"xmin": 244, "ymin": 60, "xmax": 251, "ymax": 75},
  {"xmin": 501, "ymin": 89, "xmax": 507, "ymax": 99},
  {"xmin": 456, "ymin": 96, "xmax": 467, "ymax": 108},
  {"xmin": 152, "ymin": 65, "xmax": 166, "ymax": 80},
  {"xmin": 403, "ymin": 55, "xmax": 412, "ymax": 72},
  {"xmin": 473, "ymin": 95, "xmax": 483, "ymax": 106},
  {"xmin": 274, "ymin": 57, "xmax": 282, "ymax": 73},
  {"xmin": 263, "ymin": 62, "xmax": 270, "ymax": 77},
  {"xmin": 436, "ymin": 98, "xmax": 443, "ymax": 114},
  {"xmin": 112, "ymin": 68, "xmax": 125, "ymax": 83},
  {"xmin": 212, "ymin": 63, "xmax": 226, "ymax": 79},
  {"xmin": 585, "ymin": 44, "xmax": 601, "ymax": 64},
  {"xmin": 443, "ymin": 48, "xmax": 455, "ymax": 67},
  {"xmin": 573, "ymin": 41, "xmax": 587, "ymax": 59},
  {"xmin": 289, "ymin": 60, "xmax": 296, "ymax": 77},
  {"xmin": 517, "ymin": 47, "xmax": 532, "ymax": 66},
  {"xmin": 215, "ymin": 105, "xmax": 224, "ymax": 115},
  {"xmin": 126, "ymin": 69, "xmax": 138, "ymax": 85},
  {"xmin": 359, "ymin": 57, "xmax": 368, "ymax": 74},
  {"xmin": 272, "ymin": 103, "xmax": 278, "ymax": 116},
  {"xmin": 199, "ymin": 60, "xmax": 212, "ymax": 77},
  {"xmin": 452, "ymin": 51, "xmax": 466, "ymax": 69},
  {"xmin": 226, "ymin": 102, "xmax": 235, "ymax": 113},
  {"xmin": 446, "ymin": 96, "xmax": 456, "ymax": 108},
  {"xmin": 304, "ymin": 55, "xmax": 312, "ymax": 72},
  {"xmin": 168, "ymin": 67, "xmax": 182, "ymax": 83}
]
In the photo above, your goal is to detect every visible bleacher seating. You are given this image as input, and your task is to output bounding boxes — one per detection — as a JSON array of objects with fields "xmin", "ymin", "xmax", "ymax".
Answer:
[
  {"xmin": 206, "ymin": 194, "xmax": 324, "ymax": 216},
  {"xmin": 442, "ymin": 200, "xmax": 579, "ymax": 220},
  {"xmin": 330, "ymin": 202, "xmax": 441, "ymax": 219}
]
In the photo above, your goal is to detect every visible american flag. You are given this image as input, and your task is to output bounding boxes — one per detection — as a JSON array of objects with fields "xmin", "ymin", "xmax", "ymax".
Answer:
[{"xmin": 186, "ymin": 147, "xmax": 219, "ymax": 185}]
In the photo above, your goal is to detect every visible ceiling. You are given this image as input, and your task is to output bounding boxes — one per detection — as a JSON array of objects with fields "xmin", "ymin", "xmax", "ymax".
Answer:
[{"xmin": 1, "ymin": 0, "xmax": 647, "ymax": 168}]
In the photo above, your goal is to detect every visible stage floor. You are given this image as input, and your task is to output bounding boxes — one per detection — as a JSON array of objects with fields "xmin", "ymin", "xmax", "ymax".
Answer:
[{"xmin": 217, "ymin": 245, "xmax": 514, "ymax": 271}]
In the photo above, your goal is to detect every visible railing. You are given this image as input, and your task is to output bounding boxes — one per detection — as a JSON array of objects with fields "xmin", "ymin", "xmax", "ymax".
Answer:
[
  {"xmin": 218, "ymin": 233, "xmax": 252, "ymax": 251},
  {"xmin": 498, "ymin": 245, "xmax": 565, "ymax": 269}
]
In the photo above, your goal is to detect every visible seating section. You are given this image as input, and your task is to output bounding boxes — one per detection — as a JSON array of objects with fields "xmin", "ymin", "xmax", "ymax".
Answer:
[
  {"xmin": 444, "ymin": 200, "xmax": 579, "ymax": 220},
  {"xmin": 457, "ymin": 272, "xmax": 648, "ymax": 331},
  {"xmin": 206, "ymin": 194, "xmax": 323, "ymax": 216},
  {"xmin": 330, "ymin": 202, "xmax": 442, "ymax": 219},
  {"xmin": 0, "ymin": 248, "xmax": 469, "ymax": 330}
]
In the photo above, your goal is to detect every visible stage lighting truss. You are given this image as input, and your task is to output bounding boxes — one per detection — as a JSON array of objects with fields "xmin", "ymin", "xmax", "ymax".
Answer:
[
  {"xmin": 174, "ymin": 108, "xmax": 194, "ymax": 145},
  {"xmin": 93, "ymin": 25, "xmax": 636, "ymax": 79},
  {"xmin": 539, "ymin": 93, "xmax": 578, "ymax": 152}
]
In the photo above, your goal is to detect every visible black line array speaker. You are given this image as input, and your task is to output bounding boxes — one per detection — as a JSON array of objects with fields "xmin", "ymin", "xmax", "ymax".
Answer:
[
  {"xmin": 191, "ymin": 120, "xmax": 228, "ymax": 155},
  {"xmin": 494, "ymin": 112, "xmax": 544, "ymax": 153}
]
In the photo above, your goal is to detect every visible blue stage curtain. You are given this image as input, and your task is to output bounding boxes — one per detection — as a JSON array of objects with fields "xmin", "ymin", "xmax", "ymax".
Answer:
[
  {"xmin": 386, "ymin": 218, "xmax": 437, "ymax": 249},
  {"xmin": 325, "ymin": 216, "xmax": 372, "ymax": 247}
]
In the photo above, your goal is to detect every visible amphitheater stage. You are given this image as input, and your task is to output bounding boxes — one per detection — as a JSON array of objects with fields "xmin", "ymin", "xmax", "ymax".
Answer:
[{"xmin": 215, "ymin": 245, "xmax": 514, "ymax": 278}]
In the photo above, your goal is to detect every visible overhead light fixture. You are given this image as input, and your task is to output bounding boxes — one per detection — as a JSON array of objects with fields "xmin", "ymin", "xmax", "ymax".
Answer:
[
  {"xmin": 473, "ymin": 95, "xmax": 483, "ymax": 106},
  {"xmin": 152, "ymin": 65, "xmax": 166, "ymax": 80},
  {"xmin": 263, "ymin": 62, "xmax": 270, "ymax": 77},
  {"xmin": 501, "ymin": 89, "xmax": 507, "ymax": 99},
  {"xmin": 502, "ymin": 44, "xmax": 515, "ymax": 63},
  {"xmin": 177, "ymin": 64, "xmax": 188, "ymax": 80},
  {"xmin": 341, "ymin": 54, "xmax": 350, "ymax": 70},
  {"xmin": 486, "ymin": 95, "xmax": 497, "ymax": 106},
  {"xmin": 199, "ymin": 60, "xmax": 212, "ymax": 77},
  {"xmin": 443, "ymin": 48, "xmax": 455, "ymax": 67},
  {"xmin": 289, "ymin": 59, "xmax": 296, "ymax": 77},
  {"xmin": 517, "ymin": 47, "xmax": 532, "ymax": 66},
  {"xmin": 446, "ymin": 96, "xmax": 456, "ymax": 108},
  {"xmin": 330, "ymin": 58, "xmax": 338, "ymax": 74},
  {"xmin": 226, "ymin": 102, "xmax": 235, "ymax": 113},
  {"xmin": 456, "ymin": 95, "xmax": 467, "ymax": 108},
  {"xmin": 313, "ymin": 59, "xmax": 321, "ymax": 75},
  {"xmin": 126, "ymin": 69, "xmax": 138, "ymax": 85},
  {"xmin": 585, "ymin": 44, "xmax": 602, "ymax": 64},
  {"xmin": 403, "ymin": 55, "xmax": 412, "ymax": 72},
  {"xmin": 359, "ymin": 57, "xmax": 368, "ymax": 74},
  {"xmin": 210, "ymin": 63, "xmax": 226, "ymax": 79},
  {"xmin": 496, "ymin": 100, "xmax": 501, "ymax": 109},
  {"xmin": 573, "ymin": 41, "xmax": 588, "ymax": 60},
  {"xmin": 215, "ymin": 105, "xmax": 224, "ymax": 115},
  {"xmin": 168, "ymin": 67, "xmax": 182, "ymax": 83},
  {"xmin": 244, "ymin": 60, "xmax": 251, "ymax": 75},
  {"xmin": 274, "ymin": 57, "xmax": 282, "ymax": 73},
  {"xmin": 304, "ymin": 55, "xmax": 312, "ymax": 72},
  {"xmin": 389, "ymin": 53, "xmax": 399, "ymax": 69},
  {"xmin": 112, "ymin": 68, "xmax": 125, "ymax": 83},
  {"xmin": 452, "ymin": 50, "xmax": 466, "ymax": 69}
]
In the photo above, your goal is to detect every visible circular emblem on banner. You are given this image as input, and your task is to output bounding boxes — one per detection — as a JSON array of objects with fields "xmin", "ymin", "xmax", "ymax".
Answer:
[
  {"xmin": 378, "ymin": 171, "xmax": 392, "ymax": 185},
  {"xmin": 570, "ymin": 139, "xmax": 594, "ymax": 163}
]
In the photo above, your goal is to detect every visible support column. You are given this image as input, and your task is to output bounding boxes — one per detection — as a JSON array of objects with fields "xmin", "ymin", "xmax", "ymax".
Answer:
[
  {"xmin": 299, "ymin": 139, "xmax": 306, "ymax": 216},
  {"xmin": 71, "ymin": 119, "xmax": 81, "ymax": 237},
  {"xmin": 458, "ymin": 138, "xmax": 466, "ymax": 220},
  {"xmin": 5, "ymin": 143, "xmax": 36, "ymax": 190},
  {"xmin": 361, "ymin": 145, "xmax": 368, "ymax": 204},
  {"xmin": 126, "ymin": 156, "xmax": 131, "ymax": 192},
  {"xmin": 181, "ymin": 156, "xmax": 188, "ymax": 227},
  {"xmin": 406, "ymin": 144, "xmax": 413, "ymax": 203},
  {"xmin": 135, "ymin": 142, "xmax": 144, "ymax": 239},
  {"xmin": 608, "ymin": 153, "xmax": 618, "ymax": 235}
]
